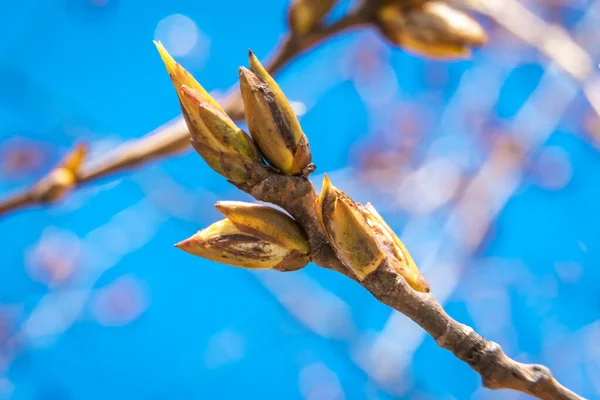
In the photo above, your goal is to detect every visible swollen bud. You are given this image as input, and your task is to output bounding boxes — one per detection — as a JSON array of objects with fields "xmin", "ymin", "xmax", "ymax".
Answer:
[
  {"xmin": 215, "ymin": 201, "xmax": 310, "ymax": 253},
  {"xmin": 176, "ymin": 202, "xmax": 310, "ymax": 272},
  {"xmin": 156, "ymin": 42, "xmax": 262, "ymax": 183},
  {"xmin": 288, "ymin": 0, "xmax": 337, "ymax": 35},
  {"xmin": 154, "ymin": 40, "xmax": 224, "ymax": 113},
  {"xmin": 316, "ymin": 175, "xmax": 385, "ymax": 280},
  {"xmin": 178, "ymin": 86, "xmax": 262, "ymax": 183},
  {"xmin": 316, "ymin": 175, "xmax": 429, "ymax": 292},
  {"xmin": 360, "ymin": 203, "xmax": 429, "ymax": 292},
  {"xmin": 239, "ymin": 51, "xmax": 312, "ymax": 176},
  {"xmin": 376, "ymin": 2, "xmax": 487, "ymax": 59}
]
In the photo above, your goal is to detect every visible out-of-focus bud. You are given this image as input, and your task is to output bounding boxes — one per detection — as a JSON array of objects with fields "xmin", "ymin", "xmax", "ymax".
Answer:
[
  {"xmin": 316, "ymin": 175, "xmax": 429, "ymax": 292},
  {"xmin": 238, "ymin": 51, "xmax": 312, "ymax": 176},
  {"xmin": 37, "ymin": 143, "xmax": 88, "ymax": 203},
  {"xmin": 288, "ymin": 0, "xmax": 337, "ymax": 35},
  {"xmin": 178, "ymin": 86, "xmax": 262, "ymax": 183},
  {"xmin": 376, "ymin": 2, "xmax": 487, "ymax": 59},
  {"xmin": 176, "ymin": 202, "xmax": 310, "ymax": 272},
  {"xmin": 316, "ymin": 174, "xmax": 385, "ymax": 280},
  {"xmin": 154, "ymin": 40, "xmax": 224, "ymax": 113},
  {"xmin": 360, "ymin": 203, "xmax": 429, "ymax": 292}
]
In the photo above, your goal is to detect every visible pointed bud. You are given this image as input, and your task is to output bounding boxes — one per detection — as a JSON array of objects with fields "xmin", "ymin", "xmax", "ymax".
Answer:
[
  {"xmin": 215, "ymin": 201, "xmax": 310, "ymax": 254},
  {"xmin": 360, "ymin": 203, "xmax": 429, "ymax": 292},
  {"xmin": 156, "ymin": 42, "xmax": 262, "ymax": 183},
  {"xmin": 316, "ymin": 174, "xmax": 385, "ymax": 280},
  {"xmin": 288, "ymin": 0, "xmax": 338, "ymax": 35},
  {"xmin": 37, "ymin": 143, "xmax": 88, "ymax": 203},
  {"xmin": 177, "ymin": 85, "xmax": 263, "ymax": 183},
  {"xmin": 154, "ymin": 41, "xmax": 224, "ymax": 113},
  {"xmin": 376, "ymin": 2, "xmax": 487, "ymax": 59},
  {"xmin": 238, "ymin": 52, "xmax": 312, "ymax": 176},
  {"xmin": 316, "ymin": 175, "xmax": 429, "ymax": 291},
  {"xmin": 176, "ymin": 202, "xmax": 310, "ymax": 272}
]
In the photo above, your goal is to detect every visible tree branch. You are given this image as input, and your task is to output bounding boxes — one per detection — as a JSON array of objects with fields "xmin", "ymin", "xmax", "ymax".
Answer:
[
  {"xmin": 235, "ymin": 164, "xmax": 583, "ymax": 400},
  {"xmin": 0, "ymin": 6, "xmax": 371, "ymax": 218}
]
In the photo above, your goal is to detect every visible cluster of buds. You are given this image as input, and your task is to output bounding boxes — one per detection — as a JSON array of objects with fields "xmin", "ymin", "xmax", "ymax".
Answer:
[
  {"xmin": 156, "ymin": 42, "xmax": 312, "ymax": 270},
  {"xmin": 317, "ymin": 175, "xmax": 429, "ymax": 292},
  {"xmin": 376, "ymin": 1, "xmax": 487, "ymax": 59},
  {"xmin": 155, "ymin": 41, "xmax": 311, "ymax": 182},
  {"xmin": 176, "ymin": 202, "xmax": 310, "ymax": 272},
  {"xmin": 287, "ymin": 0, "xmax": 338, "ymax": 35},
  {"xmin": 158, "ymin": 43, "xmax": 428, "ymax": 291}
]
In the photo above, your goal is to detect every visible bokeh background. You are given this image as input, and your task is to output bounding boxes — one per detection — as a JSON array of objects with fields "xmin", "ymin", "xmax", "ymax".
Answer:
[{"xmin": 1, "ymin": 0, "xmax": 600, "ymax": 398}]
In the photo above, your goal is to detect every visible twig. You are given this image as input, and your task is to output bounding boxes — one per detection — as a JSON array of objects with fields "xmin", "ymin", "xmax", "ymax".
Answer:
[
  {"xmin": 234, "ymin": 162, "xmax": 583, "ymax": 400},
  {"xmin": 0, "ymin": 6, "xmax": 372, "ymax": 218}
]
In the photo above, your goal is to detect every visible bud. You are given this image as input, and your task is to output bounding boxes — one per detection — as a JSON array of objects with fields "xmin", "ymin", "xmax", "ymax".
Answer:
[
  {"xmin": 37, "ymin": 143, "xmax": 88, "ymax": 203},
  {"xmin": 178, "ymin": 86, "xmax": 262, "ymax": 183},
  {"xmin": 376, "ymin": 2, "xmax": 487, "ymax": 59},
  {"xmin": 288, "ymin": 0, "xmax": 337, "ymax": 35},
  {"xmin": 316, "ymin": 175, "xmax": 429, "ymax": 292},
  {"xmin": 215, "ymin": 201, "xmax": 310, "ymax": 253},
  {"xmin": 316, "ymin": 174, "xmax": 385, "ymax": 280},
  {"xmin": 156, "ymin": 42, "xmax": 264, "ymax": 183},
  {"xmin": 238, "ymin": 51, "xmax": 312, "ymax": 176},
  {"xmin": 154, "ymin": 40, "xmax": 224, "ymax": 113},
  {"xmin": 176, "ymin": 202, "xmax": 310, "ymax": 272},
  {"xmin": 360, "ymin": 203, "xmax": 429, "ymax": 292}
]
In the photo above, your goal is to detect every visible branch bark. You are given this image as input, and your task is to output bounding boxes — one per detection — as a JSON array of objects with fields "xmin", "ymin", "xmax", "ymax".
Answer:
[{"xmin": 236, "ymin": 165, "xmax": 583, "ymax": 400}]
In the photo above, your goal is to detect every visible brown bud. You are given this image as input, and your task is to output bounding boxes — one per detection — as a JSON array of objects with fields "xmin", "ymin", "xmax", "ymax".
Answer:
[
  {"xmin": 316, "ymin": 174, "xmax": 385, "ymax": 280},
  {"xmin": 178, "ymin": 86, "xmax": 262, "ymax": 183},
  {"xmin": 316, "ymin": 175, "xmax": 429, "ymax": 292},
  {"xmin": 176, "ymin": 202, "xmax": 310, "ymax": 272},
  {"xmin": 215, "ymin": 201, "xmax": 310, "ymax": 254},
  {"xmin": 156, "ymin": 42, "xmax": 263, "ymax": 183},
  {"xmin": 376, "ymin": 2, "xmax": 487, "ymax": 59},
  {"xmin": 238, "ymin": 51, "xmax": 312, "ymax": 176},
  {"xmin": 360, "ymin": 203, "xmax": 429, "ymax": 292}
]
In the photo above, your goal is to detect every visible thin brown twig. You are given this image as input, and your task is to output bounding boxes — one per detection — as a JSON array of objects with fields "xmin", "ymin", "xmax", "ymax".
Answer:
[{"xmin": 0, "ymin": 6, "xmax": 372, "ymax": 218}]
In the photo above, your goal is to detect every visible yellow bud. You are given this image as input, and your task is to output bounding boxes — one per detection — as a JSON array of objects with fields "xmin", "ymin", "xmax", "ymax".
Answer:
[
  {"xmin": 238, "ymin": 51, "xmax": 312, "ymax": 176},
  {"xmin": 37, "ymin": 143, "xmax": 88, "ymax": 203},
  {"xmin": 360, "ymin": 203, "xmax": 429, "ymax": 292},
  {"xmin": 316, "ymin": 175, "xmax": 429, "ymax": 291},
  {"xmin": 288, "ymin": 0, "xmax": 338, "ymax": 35},
  {"xmin": 316, "ymin": 174, "xmax": 385, "ymax": 280},
  {"xmin": 176, "ymin": 202, "xmax": 310, "ymax": 272},
  {"xmin": 178, "ymin": 85, "xmax": 262, "ymax": 183},
  {"xmin": 215, "ymin": 201, "xmax": 310, "ymax": 254},
  {"xmin": 154, "ymin": 41, "xmax": 224, "ymax": 112},
  {"xmin": 377, "ymin": 2, "xmax": 487, "ymax": 59}
]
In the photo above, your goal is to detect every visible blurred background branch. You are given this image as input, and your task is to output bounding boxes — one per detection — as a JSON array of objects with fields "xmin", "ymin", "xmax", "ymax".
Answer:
[{"xmin": 0, "ymin": 1, "xmax": 374, "ymax": 218}]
